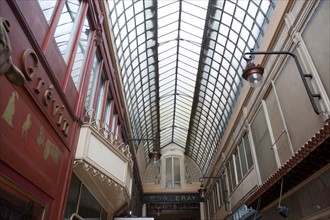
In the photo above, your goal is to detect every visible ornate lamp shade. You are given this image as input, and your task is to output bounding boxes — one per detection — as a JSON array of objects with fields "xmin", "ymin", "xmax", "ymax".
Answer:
[
  {"xmin": 148, "ymin": 149, "xmax": 161, "ymax": 165},
  {"xmin": 198, "ymin": 184, "xmax": 206, "ymax": 199},
  {"xmin": 242, "ymin": 62, "xmax": 264, "ymax": 88}
]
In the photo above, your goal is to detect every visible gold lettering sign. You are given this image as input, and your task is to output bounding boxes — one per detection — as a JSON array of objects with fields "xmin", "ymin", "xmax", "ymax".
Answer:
[
  {"xmin": 21, "ymin": 49, "xmax": 70, "ymax": 137},
  {"xmin": 22, "ymin": 48, "xmax": 38, "ymax": 81}
]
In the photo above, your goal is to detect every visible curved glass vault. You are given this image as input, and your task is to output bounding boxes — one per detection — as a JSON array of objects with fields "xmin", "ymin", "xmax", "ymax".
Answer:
[{"xmin": 106, "ymin": 0, "xmax": 276, "ymax": 174}]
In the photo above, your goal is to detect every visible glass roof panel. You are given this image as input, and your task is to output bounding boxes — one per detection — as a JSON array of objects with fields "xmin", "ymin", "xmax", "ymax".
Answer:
[{"xmin": 106, "ymin": 0, "xmax": 276, "ymax": 172}]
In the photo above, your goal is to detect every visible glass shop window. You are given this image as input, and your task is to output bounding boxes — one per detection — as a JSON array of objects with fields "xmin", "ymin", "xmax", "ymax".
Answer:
[
  {"xmin": 64, "ymin": 174, "xmax": 107, "ymax": 220},
  {"xmin": 165, "ymin": 157, "xmax": 181, "ymax": 189},
  {"xmin": 0, "ymin": 186, "xmax": 45, "ymax": 220}
]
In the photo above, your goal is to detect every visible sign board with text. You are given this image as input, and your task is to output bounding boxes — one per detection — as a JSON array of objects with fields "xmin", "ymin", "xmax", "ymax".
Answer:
[{"xmin": 143, "ymin": 193, "xmax": 200, "ymax": 203}]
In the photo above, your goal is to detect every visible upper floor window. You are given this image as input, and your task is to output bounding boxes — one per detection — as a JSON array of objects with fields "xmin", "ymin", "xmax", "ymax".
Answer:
[
  {"xmin": 85, "ymin": 51, "xmax": 102, "ymax": 111},
  {"xmin": 71, "ymin": 15, "xmax": 91, "ymax": 89},
  {"xmin": 226, "ymin": 156, "xmax": 236, "ymax": 192},
  {"xmin": 54, "ymin": 0, "xmax": 81, "ymax": 62},
  {"xmin": 238, "ymin": 133, "xmax": 253, "ymax": 176},
  {"xmin": 226, "ymin": 132, "xmax": 254, "ymax": 193},
  {"xmin": 251, "ymin": 106, "xmax": 277, "ymax": 182},
  {"xmin": 95, "ymin": 74, "xmax": 106, "ymax": 121},
  {"xmin": 165, "ymin": 157, "xmax": 181, "ymax": 189},
  {"xmin": 104, "ymin": 93, "xmax": 113, "ymax": 127},
  {"xmin": 111, "ymin": 114, "xmax": 118, "ymax": 135},
  {"xmin": 38, "ymin": 0, "xmax": 57, "ymax": 24}
]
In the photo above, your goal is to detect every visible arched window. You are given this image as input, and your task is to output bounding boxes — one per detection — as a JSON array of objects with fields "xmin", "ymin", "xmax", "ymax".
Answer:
[{"xmin": 165, "ymin": 157, "xmax": 181, "ymax": 189}]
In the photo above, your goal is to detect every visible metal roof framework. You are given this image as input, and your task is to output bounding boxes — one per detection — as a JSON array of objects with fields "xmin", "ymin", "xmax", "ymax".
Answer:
[{"xmin": 106, "ymin": 0, "xmax": 276, "ymax": 174}]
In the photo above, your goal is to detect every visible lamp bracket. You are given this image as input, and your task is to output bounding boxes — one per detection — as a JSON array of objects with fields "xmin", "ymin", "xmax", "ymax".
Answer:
[
  {"xmin": 199, "ymin": 176, "xmax": 221, "ymax": 183},
  {"xmin": 243, "ymin": 50, "xmax": 321, "ymax": 115},
  {"xmin": 125, "ymin": 138, "xmax": 159, "ymax": 147},
  {"xmin": 125, "ymin": 138, "xmax": 158, "ymax": 143}
]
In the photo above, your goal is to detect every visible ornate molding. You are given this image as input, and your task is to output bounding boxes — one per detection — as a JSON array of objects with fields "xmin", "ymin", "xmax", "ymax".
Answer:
[
  {"xmin": 82, "ymin": 108, "xmax": 133, "ymax": 167},
  {"xmin": 74, "ymin": 159, "xmax": 125, "ymax": 191}
]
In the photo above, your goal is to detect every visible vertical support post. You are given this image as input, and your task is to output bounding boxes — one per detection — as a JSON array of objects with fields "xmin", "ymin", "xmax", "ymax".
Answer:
[
  {"xmin": 142, "ymin": 203, "xmax": 147, "ymax": 217},
  {"xmin": 200, "ymin": 201, "xmax": 206, "ymax": 220}
]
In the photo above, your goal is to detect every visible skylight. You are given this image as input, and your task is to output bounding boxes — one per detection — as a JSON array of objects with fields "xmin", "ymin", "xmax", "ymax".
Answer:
[{"xmin": 107, "ymin": 0, "xmax": 276, "ymax": 174}]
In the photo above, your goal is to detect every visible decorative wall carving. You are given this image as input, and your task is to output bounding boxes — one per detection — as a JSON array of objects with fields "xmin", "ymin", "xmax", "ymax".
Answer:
[{"xmin": 0, "ymin": 17, "xmax": 25, "ymax": 86}]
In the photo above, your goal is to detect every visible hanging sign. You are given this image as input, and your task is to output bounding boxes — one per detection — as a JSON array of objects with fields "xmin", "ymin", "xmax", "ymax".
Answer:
[{"xmin": 143, "ymin": 193, "xmax": 200, "ymax": 203}]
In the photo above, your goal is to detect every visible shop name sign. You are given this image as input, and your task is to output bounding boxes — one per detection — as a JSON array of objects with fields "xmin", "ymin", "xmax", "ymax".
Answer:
[
  {"xmin": 22, "ymin": 49, "xmax": 71, "ymax": 137},
  {"xmin": 143, "ymin": 193, "xmax": 200, "ymax": 203}
]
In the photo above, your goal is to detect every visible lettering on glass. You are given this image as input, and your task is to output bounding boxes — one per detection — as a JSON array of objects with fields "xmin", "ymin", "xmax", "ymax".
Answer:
[{"xmin": 1, "ymin": 91, "xmax": 19, "ymax": 127}]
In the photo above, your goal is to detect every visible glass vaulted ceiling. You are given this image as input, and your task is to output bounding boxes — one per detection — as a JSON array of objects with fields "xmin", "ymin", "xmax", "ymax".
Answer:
[{"xmin": 107, "ymin": 0, "xmax": 276, "ymax": 174}]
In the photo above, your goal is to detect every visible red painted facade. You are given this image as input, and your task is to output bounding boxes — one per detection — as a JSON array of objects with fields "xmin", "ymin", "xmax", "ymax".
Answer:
[
  {"xmin": 1, "ymin": 1, "xmax": 80, "ymax": 219},
  {"xmin": 1, "ymin": 0, "xmax": 131, "ymax": 218}
]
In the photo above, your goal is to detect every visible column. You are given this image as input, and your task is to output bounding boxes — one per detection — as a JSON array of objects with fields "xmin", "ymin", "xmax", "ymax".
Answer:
[
  {"xmin": 142, "ymin": 203, "xmax": 147, "ymax": 217},
  {"xmin": 200, "ymin": 202, "xmax": 206, "ymax": 220}
]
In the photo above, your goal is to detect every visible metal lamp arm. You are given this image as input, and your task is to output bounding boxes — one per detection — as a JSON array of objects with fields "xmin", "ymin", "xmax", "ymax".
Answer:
[
  {"xmin": 243, "ymin": 51, "xmax": 321, "ymax": 115},
  {"xmin": 199, "ymin": 176, "xmax": 221, "ymax": 183},
  {"xmin": 125, "ymin": 138, "xmax": 159, "ymax": 144}
]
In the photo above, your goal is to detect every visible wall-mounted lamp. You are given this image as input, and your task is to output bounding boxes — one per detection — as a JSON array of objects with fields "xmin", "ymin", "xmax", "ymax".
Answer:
[
  {"xmin": 155, "ymin": 205, "xmax": 162, "ymax": 216},
  {"xmin": 198, "ymin": 183, "xmax": 206, "ymax": 199},
  {"xmin": 148, "ymin": 149, "xmax": 161, "ymax": 165},
  {"xmin": 125, "ymin": 138, "xmax": 161, "ymax": 164},
  {"xmin": 242, "ymin": 51, "xmax": 321, "ymax": 114},
  {"xmin": 198, "ymin": 176, "xmax": 221, "ymax": 200}
]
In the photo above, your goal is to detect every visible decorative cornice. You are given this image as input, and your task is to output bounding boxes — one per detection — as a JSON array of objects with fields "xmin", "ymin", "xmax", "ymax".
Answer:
[{"xmin": 74, "ymin": 159, "xmax": 127, "ymax": 192}]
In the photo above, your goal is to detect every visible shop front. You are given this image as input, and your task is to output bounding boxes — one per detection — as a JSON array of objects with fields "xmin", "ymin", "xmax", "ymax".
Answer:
[{"xmin": 0, "ymin": 2, "xmax": 79, "ymax": 218}]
